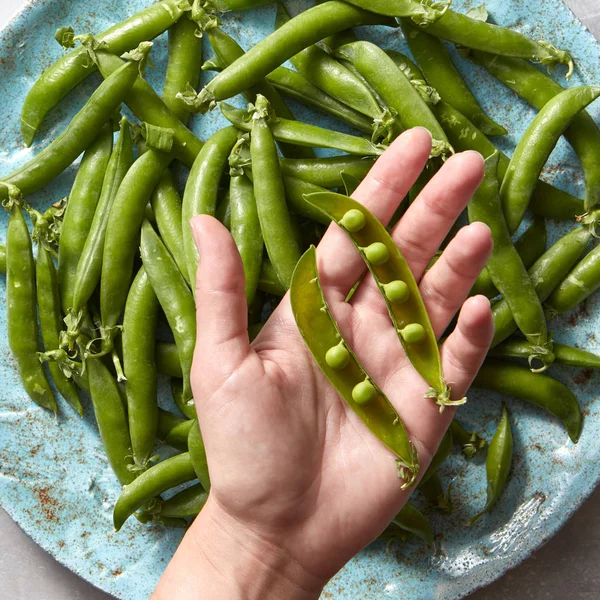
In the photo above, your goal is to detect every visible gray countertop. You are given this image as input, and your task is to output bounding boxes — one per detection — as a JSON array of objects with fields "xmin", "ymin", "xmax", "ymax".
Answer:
[{"xmin": 1, "ymin": 1, "xmax": 600, "ymax": 599}]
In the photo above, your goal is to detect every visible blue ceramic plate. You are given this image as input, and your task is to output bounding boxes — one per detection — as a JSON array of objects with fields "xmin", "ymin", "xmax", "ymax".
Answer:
[{"xmin": 1, "ymin": 1, "xmax": 600, "ymax": 599}]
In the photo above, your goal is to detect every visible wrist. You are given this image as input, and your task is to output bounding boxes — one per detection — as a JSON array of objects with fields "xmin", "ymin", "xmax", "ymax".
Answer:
[{"xmin": 152, "ymin": 497, "xmax": 324, "ymax": 600}]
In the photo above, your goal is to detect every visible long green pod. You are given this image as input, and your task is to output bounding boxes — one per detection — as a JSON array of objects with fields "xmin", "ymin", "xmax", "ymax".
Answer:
[
  {"xmin": 400, "ymin": 19, "xmax": 505, "ymax": 136},
  {"xmin": 87, "ymin": 357, "xmax": 135, "ymax": 485},
  {"xmin": 305, "ymin": 192, "xmax": 457, "ymax": 410},
  {"xmin": 123, "ymin": 267, "xmax": 160, "ymax": 469},
  {"xmin": 251, "ymin": 98, "xmax": 302, "ymax": 289},
  {"xmin": 188, "ymin": 420, "xmax": 211, "ymax": 491},
  {"xmin": 162, "ymin": 14, "xmax": 203, "ymax": 124},
  {"xmin": 546, "ymin": 244, "xmax": 600, "ymax": 318},
  {"xmin": 419, "ymin": 473, "xmax": 452, "ymax": 513},
  {"xmin": 392, "ymin": 503, "xmax": 434, "ymax": 544},
  {"xmin": 58, "ymin": 126, "xmax": 113, "ymax": 313},
  {"xmin": 2, "ymin": 60, "xmax": 138, "ymax": 201},
  {"xmin": 159, "ymin": 483, "xmax": 207, "ymax": 519},
  {"xmin": 140, "ymin": 221, "xmax": 196, "ymax": 402},
  {"xmin": 163, "ymin": 419, "xmax": 194, "ymax": 452},
  {"xmin": 151, "ymin": 171, "xmax": 188, "ymax": 279},
  {"xmin": 419, "ymin": 428, "xmax": 452, "ymax": 486},
  {"xmin": 113, "ymin": 452, "xmax": 197, "ymax": 530},
  {"xmin": 501, "ymin": 87, "xmax": 600, "ymax": 234},
  {"xmin": 473, "ymin": 361, "xmax": 582, "ymax": 443},
  {"xmin": 258, "ymin": 259, "xmax": 287, "ymax": 297},
  {"xmin": 433, "ymin": 100, "xmax": 585, "ymax": 221},
  {"xmin": 6, "ymin": 203, "xmax": 57, "ymax": 412},
  {"xmin": 156, "ymin": 342, "xmax": 183, "ymax": 378},
  {"xmin": 182, "ymin": 127, "xmax": 238, "ymax": 286},
  {"xmin": 20, "ymin": 0, "xmax": 191, "ymax": 146},
  {"xmin": 291, "ymin": 247, "xmax": 419, "ymax": 487},
  {"xmin": 100, "ymin": 150, "xmax": 173, "ymax": 339},
  {"xmin": 94, "ymin": 50, "xmax": 203, "ymax": 168},
  {"xmin": 157, "ymin": 408, "xmax": 187, "ymax": 441},
  {"xmin": 469, "ymin": 403, "xmax": 513, "ymax": 526},
  {"xmin": 335, "ymin": 40, "xmax": 451, "ymax": 155},
  {"xmin": 181, "ymin": 1, "xmax": 396, "ymax": 112},
  {"xmin": 209, "ymin": 0, "xmax": 273, "ymax": 10},
  {"xmin": 282, "ymin": 177, "xmax": 332, "ymax": 226},
  {"xmin": 471, "ymin": 51, "xmax": 600, "ymax": 211},
  {"xmin": 221, "ymin": 103, "xmax": 384, "ymax": 156},
  {"xmin": 0, "ymin": 244, "xmax": 5, "ymax": 274},
  {"xmin": 471, "ymin": 216, "xmax": 546, "ymax": 299},
  {"xmin": 449, "ymin": 420, "xmax": 487, "ymax": 459},
  {"xmin": 70, "ymin": 118, "xmax": 134, "ymax": 315},
  {"xmin": 172, "ymin": 378, "xmax": 196, "ymax": 421},
  {"xmin": 490, "ymin": 340, "xmax": 600, "ymax": 368},
  {"xmin": 492, "ymin": 226, "xmax": 591, "ymax": 347},
  {"xmin": 280, "ymin": 157, "xmax": 375, "ymax": 190},
  {"xmin": 36, "ymin": 244, "xmax": 83, "ymax": 416},
  {"xmin": 276, "ymin": 4, "xmax": 383, "ymax": 121},
  {"xmin": 469, "ymin": 153, "xmax": 552, "ymax": 368}
]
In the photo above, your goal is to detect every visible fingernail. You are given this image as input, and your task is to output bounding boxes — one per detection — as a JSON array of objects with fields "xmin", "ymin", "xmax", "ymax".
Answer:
[{"xmin": 412, "ymin": 126, "xmax": 433, "ymax": 140}]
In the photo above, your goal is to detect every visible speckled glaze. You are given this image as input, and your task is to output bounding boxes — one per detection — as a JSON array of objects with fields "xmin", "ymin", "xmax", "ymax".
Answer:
[{"xmin": 0, "ymin": 1, "xmax": 599, "ymax": 599}]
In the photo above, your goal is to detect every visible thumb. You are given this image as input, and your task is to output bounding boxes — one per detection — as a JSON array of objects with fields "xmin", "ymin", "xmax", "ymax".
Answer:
[{"xmin": 190, "ymin": 215, "xmax": 251, "ymax": 385}]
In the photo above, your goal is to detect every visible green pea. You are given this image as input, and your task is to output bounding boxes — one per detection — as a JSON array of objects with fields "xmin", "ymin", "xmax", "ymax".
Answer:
[
  {"xmin": 384, "ymin": 280, "xmax": 410, "ymax": 304},
  {"xmin": 401, "ymin": 323, "xmax": 426, "ymax": 344},
  {"xmin": 364, "ymin": 242, "xmax": 390, "ymax": 265},
  {"xmin": 325, "ymin": 343, "xmax": 350, "ymax": 370},
  {"xmin": 352, "ymin": 380, "xmax": 376, "ymax": 405},
  {"xmin": 340, "ymin": 208, "xmax": 366, "ymax": 232}
]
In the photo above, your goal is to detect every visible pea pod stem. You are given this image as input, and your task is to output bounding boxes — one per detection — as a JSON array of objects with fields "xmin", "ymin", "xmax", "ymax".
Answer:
[
  {"xmin": 291, "ymin": 247, "xmax": 419, "ymax": 487},
  {"xmin": 449, "ymin": 420, "xmax": 487, "ymax": 459}
]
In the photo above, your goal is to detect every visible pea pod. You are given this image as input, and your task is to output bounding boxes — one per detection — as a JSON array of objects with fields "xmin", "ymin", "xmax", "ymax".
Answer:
[
  {"xmin": 280, "ymin": 157, "xmax": 375, "ymax": 190},
  {"xmin": 1, "ymin": 58, "xmax": 139, "ymax": 202},
  {"xmin": 501, "ymin": 87, "xmax": 600, "ymax": 234},
  {"xmin": 400, "ymin": 19, "xmax": 505, "ymax": 136},
  {"xmin": 188, "ymin": 420, "xmax": 211, "ymax": 491},
  {"xmin": 449, "ymin": 420, "xmax": 487, "ymax": 459},
  {"xmin": 473, "ymin": 361, "xmax": 582, "ymax": 443},
  {"xmin": 392, "ymin": 503, "xmax": 434, "ymax": 544},
  {"xmin": 258, "ymin": 259, "xmax": 287, "ymax": 297},
  {"xmin": 182, "ymin": 127, "xmax": 238, "ymax": 286},
  {"xmin": 123, "ymin": 267, "xmax": 159, "ymax": 469},
  {"xmin": 492, "ymin": 226, "xmax": 591, "ymax": 347},
  {"xmin": 0, "ymin": 243, "xmax": 6, "ymax": 274},
  {"xmin": 419, "ymin": 429, "xmax": 452, "ymax": 486},
  {"xmin": 140, "ymin": 221, "xmax": 196, "ymax": 402},
  {"xmin": 58, "ymin": 125, "xmax": 113, "ymax": 313},
  {"xmin": 469, "ymin": 153, "xmax": 552, "ymax": 369},
  {"xmin": 419, "ymin": 473, "xmax": 452, "ymax": 513},
  {"xmin": 5, "ymin": 201, "xmax": 57, "ymax": 412},
  {"xmin": 163, "ymin": 419, "xmax": 194, "ymax": 452},
  {"xmin": 208, "ymin": 0, "xmax": 273, "ymax": 10},
  {"xmin": 180, "ymin": 1, "xmax": 396, "ymax": 112},
  {"xmin": 251, "ymin": 97, "xmax": 302, "ymax": 290},
  {"xmin": 291, "ymin": 246, "xmax": 419, "ymax": 487},
  {"xmin": 433, "ymin": 100, "xmax": 585, "ymax": 221},
  {"xmin": 20, "ymin": 0, "xmax": 191, "ymax": 146},
  {"xmin": 113, "ymin": 452, "xmax": 197, "ymax": 531},
  {"xmin": 469, "ymin": 403, "xmax": 513, "ymax": 526},
  {"xmin": 156, "ymin": 342, "xmax": 183, "ymax": 378},
  {"xmin": 157, "ymin": 409, "xmax": 187, "ymax": 441},
  {"xmin": 304, "ymin": 192, "xmax": 458, "ymax": 410},
  {"xmin": 334, "ymin": 41, "xmax": 452, "ymax": 157},
  {"xmin": 36, "ymin": 242, "xmax": 83, "ymax": 416},
  {"xmin": 471, "ymin": 51, "xmax": 600, "ymax": 211},
  {"xmin": 490, "ymin": 340, "xmax": 600, "ymax": 369},
  {"xmin": 159, "ymin": 483, "xmax": 208, "ymax": 519},
  {"xmin": 87, "ymin": 357, "xmax": 135, "ymax": 485},
  {"xmin": 172, "ymin": 378, "xmax": 196, "ymax": 421},
  {"xmin": 221, "ymin": 103, "xmax": 384, "ymax": 157},
  {"xmin": 282, "ymin": 177, "xmax": 332, "ymax": 226}
]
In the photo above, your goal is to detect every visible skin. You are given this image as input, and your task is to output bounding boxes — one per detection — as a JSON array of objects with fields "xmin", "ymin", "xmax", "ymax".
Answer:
[{"xmin": 151, "ymin": 129, "xmax": 494, "ymax": 599}]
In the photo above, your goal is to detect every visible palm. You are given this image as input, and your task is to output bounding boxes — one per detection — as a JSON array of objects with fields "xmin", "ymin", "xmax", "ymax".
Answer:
[{"xmin": 191, "ymin": 130, "xmax": 494, "ymax": 582}]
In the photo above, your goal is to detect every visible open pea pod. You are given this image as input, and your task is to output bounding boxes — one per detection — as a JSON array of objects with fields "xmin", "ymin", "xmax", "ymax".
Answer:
[
  {"xmin": 303, "ymin": 191, "xmax": 460, "ymax": 410},
  {"xmin": 291, "ymin": 247, "xmax": 419, "ymax": 488}
]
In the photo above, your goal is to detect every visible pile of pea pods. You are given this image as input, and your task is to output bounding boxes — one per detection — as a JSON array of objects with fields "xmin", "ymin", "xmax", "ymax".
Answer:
[{"xmin": 1, "ymin": 0, "xmax": 600, "ymax": 542}]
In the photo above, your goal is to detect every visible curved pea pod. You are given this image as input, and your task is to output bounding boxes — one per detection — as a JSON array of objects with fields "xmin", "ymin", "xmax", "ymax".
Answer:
[
  {"xmin": 449, "ymin": 419, "xmax": 487, "ymax": 459},
  {"xmin": 304, "ymin": 191, "xmax": 458, "ymax": 410},
  {"xmin": 6, "ymin": 203, "xmax": 57, "ymax": 413},
  {"xmin": 220, "ymin": 103, "xmax": 384, "ymax": 157},
  {"xmin": 501, "ymin": 87, "xmax": 600, "ymax": 235},
  {"xmin": 489, "ymin": 340, "xmax": 600, "ymax": 369},
  {"xmin": 469, "ymin": 404, "xmax": 513, "ymax": 526},
  {"xmin": 163, "ymin": 419, "xmax": 194, "ymax": 452},
  {"xmin": 140, "ymin": 221, "xmax": 196, "ymax": 403},
  {"xmin": 86, "ymin": 357, "xmax": 135, "ymax": 485},
  {"xmin": 258, "ymin": 259, "xmax": 287, "ymax": 297},
  {"xmin": 209, "ymin": 0, "xmax": 274, "ymax": 10},
  {"xmin": 0, "ymin": 244, "xmax": 6, "ymax": 274},
  {"xmin": 291, "ymin": 247, "xmax": 419, "ymax": 488},
  {"xmin": 282, "ymin": 177, "xmax": 332, "ymax": 226},
  {"xmin": 280, "ymin": 156, "xmax": 375, "ymax": 190},
  {"xmin": 157, "ymin": 408, "xmax": 187, "ymax": 441},
  {"xmin": 419, "ymin": 473, "xmax": 452, "ymax": 514},
  {"xmin": 159, "ymin": 483, "xmax": 208, "ymax": 519},
  {"xmin": 172, "ymin": 378, "xmax": 196, "ymax": 421},
  {"xmin": 473, "ymin": 360, "xmax": 582, "ymax": 444},
  {"xmin": 188, "ymin": 420, "xmax": 211, "ymax": 492},
  {"xmin": 1, "ymin": 59, "xmax": 138, "ymax": 202},
  {"xmin": 155, "ymin": 342, "xmax": 183, "ymax": 378},
  {"xmin": 419, "ymin": 428, "xmax": 452, "ymax": 486},
  {"xmin": 113, "ymin": 452, "xmax": 197, "ymax": 531},
  {"xmin": 392, "ymin": 503, "xmax": 434, "ymax": 544}
]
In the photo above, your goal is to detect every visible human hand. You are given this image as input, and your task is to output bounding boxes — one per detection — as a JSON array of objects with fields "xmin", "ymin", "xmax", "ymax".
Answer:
[{"xmin": 153, "ymin": 128, "xmax": 494, "ymax": 600}]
